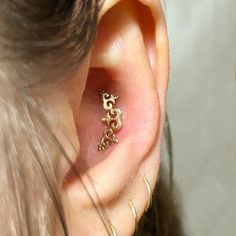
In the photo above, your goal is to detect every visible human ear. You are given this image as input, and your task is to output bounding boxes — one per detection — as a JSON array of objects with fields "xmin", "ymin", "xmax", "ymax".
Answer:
[{"xmin": 64, "ymin": 0, "xmax": 169, "ymax": 235}]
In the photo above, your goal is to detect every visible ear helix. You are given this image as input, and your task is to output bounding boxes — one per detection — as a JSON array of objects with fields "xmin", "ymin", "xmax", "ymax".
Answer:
[{"xmin": 97, "ymin": 89, "xmax": 122, "ymax": 151}]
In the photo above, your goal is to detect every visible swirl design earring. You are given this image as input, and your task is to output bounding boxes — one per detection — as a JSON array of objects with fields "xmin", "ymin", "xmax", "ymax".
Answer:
[
  {"xmin": 98, "ymin": 89, "xmax": 122, "ymax": 151},
  {"xmin": 101, "ymin": 108, "xmax": 122, "ymax": 131},
  {"xmin": 99, "ymin": 89, "xmax": 119, "ymax": 110}
]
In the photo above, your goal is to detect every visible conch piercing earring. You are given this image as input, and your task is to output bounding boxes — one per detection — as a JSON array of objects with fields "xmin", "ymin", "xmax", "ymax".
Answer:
[
  {"xmin": 99, "ymin": 89, "xmax": 119, "ymax": 110},
  {"xmin": 98, "ymin": 89, "xmax": 122, "ymax": 151},
  {"xmin": 98, "ymin": 127, "xmax": 119, "ymax": 151}
]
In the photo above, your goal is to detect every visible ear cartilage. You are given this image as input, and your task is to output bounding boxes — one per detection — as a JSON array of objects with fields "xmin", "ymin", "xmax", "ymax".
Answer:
[{"xmin": 98, "ymin": 89, "xmax": 122, "ymax": 151}]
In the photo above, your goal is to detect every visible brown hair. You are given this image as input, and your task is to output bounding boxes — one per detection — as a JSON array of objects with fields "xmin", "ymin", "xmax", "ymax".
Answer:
[
  {"xmin": 0, "ymin": 1, "xmax": 101, "ymax": 235},
  {"xmin": 0, "ymin": 1, "xmax": 183, "ymax": 235}
]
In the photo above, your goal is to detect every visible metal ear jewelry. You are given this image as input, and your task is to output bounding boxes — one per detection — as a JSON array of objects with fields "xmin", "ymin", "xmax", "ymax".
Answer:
[
  {"xmin": 129, "ymin": 200, "xmax": 138, "ymax": 235},
  {"xmin": 101, "ymin": 108, "xmax": 122, "ymax": 131},
  {"xmin": 109, "ymin": 222, "xmax": 118, "ymax": 236},
  {"xmin": 105, "ymin": 177, "xmax": 152, "ymax": 235},
  {"xmin": 98, "ymin": 89, "xmax": 122, "ymax": 151},
  {"xmin": 99, "ymin": 89, "xmax": 119, "ymax": 110},
  {"xmin": 98, "ymin": 127, "xmax": 119, "ymax": 151},
  {"xmin": 143, "ymin": 176, "xmax": 152, "ymax": 212}
]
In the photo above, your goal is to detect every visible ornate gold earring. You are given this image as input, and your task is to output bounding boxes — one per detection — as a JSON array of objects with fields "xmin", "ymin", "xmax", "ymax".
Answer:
[
  {"xmin": 98, "ymin": 89, "xmax": 122, "ymax": 151},
  {"xmin": 98, "ymin": 127, "xmax": 119, "ymax": 151},
  {"xmin": 99, "ymin": 89, "xmax": 119, "ymax": 110},
  {"xmin": 101, "ymin": 108, "xmax": 122, "ymax": 132}
]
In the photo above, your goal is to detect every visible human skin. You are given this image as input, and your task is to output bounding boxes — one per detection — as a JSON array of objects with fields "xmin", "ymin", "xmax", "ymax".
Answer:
[{"xmin": 42, "ymin": 0, "xmax": 169, "ymax": 235}]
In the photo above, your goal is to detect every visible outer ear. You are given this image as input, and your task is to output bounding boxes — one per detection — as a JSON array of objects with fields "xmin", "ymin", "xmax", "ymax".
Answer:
[{"xmin": 64, "ymin": 0, "xmax": 169, "ymax": 235}]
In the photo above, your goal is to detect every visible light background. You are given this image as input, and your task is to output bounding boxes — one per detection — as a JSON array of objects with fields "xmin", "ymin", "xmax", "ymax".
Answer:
[{"xmin": 163, "ymin": 1, "xmax": 236, "ymax": 235}]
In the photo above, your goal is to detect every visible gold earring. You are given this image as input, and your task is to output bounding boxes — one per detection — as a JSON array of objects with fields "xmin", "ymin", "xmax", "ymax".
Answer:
[
  {"xmin": 98, "ymin": 127, "xmax": 119, "ymax": 151},
  {"xmin": 143, "ymin": 176, "xmax": 152, "ymax": 212},
  {"xmin": 109, "ymin": 222, "xmax": 118, "ymax": 236},
  {"xmin": 99, "ymin": 89, "xmax": 119, "ymax": 110},
  {"xmin": 129, "ymin": 200, "xmax": 138, "ymax": 235},
  {"xmin": 101, "ymin": 108, "xmax": 122, "ymax": 131},
  {"xmin": 98, "ymin": 89, "xmax": 122, "ymax": 151}
]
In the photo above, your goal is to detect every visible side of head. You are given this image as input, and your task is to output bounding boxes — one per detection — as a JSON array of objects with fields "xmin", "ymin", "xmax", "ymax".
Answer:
[{"xmin": 0, "ymin": 0, "xmax": 169, "ymax": 235}]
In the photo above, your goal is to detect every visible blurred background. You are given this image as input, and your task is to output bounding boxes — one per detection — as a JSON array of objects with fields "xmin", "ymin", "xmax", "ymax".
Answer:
[{"xmin": 162, "ymin": 1, "xmax": 236, "ymax": 236}]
